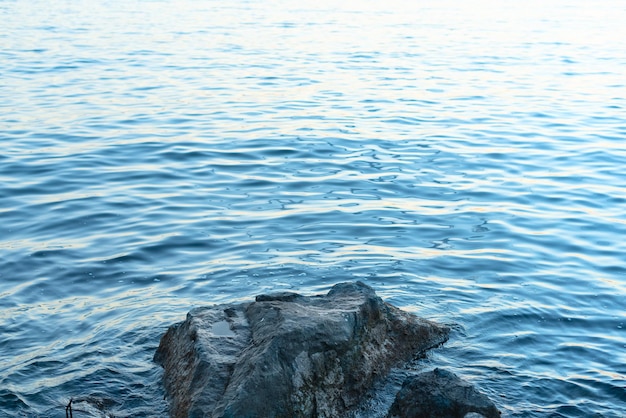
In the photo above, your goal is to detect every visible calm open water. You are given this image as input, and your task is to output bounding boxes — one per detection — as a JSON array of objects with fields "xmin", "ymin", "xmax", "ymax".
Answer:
[{"xmin": 2, "ymin": 0, "xmax": 626, "ymax": 416}]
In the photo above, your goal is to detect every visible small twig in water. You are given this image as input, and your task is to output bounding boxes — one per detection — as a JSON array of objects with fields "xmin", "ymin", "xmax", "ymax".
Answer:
[{"xmin": 65, "ymin": 398, "xmax": 73, "ymax": 418}]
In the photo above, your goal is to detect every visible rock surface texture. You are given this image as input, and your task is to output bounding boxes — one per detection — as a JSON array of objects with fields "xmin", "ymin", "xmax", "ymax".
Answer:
[
  {"xmin": 387, "ymin": 368, "xmax": 501, "ymax": 418},
  {"xmin": 154, "ymin": 281, "xmax": 450, "ymax": 418}
]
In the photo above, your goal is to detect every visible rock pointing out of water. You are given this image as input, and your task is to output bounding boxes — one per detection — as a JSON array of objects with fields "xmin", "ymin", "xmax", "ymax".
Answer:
[{"xmin": 154, "ymin": 281, "xmax": 450, "ymax": 418}]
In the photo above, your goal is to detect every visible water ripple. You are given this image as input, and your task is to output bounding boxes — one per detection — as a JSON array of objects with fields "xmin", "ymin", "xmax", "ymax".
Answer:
[{"xmin": 2, "ymin": 0, "xmax": 626, "ymax": 416}]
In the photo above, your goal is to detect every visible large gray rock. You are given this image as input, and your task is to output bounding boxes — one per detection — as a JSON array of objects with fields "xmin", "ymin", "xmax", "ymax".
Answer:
[
  {"xmin": 154, "ymin": 281, "xmax": 450, "ymax": 418},
  {"xmin": 387, "ymin": 368, "xmax": 501, "ymax": 418}
]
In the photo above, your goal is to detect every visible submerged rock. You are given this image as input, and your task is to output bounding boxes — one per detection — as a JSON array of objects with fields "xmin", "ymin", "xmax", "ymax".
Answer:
[
  {"xmin": 387, "ymin": 368, "xmax": 501, "ymax": 418},
  {"xmin": 154, "ymin": 281, "xmax": 450, "ymax": 418}
]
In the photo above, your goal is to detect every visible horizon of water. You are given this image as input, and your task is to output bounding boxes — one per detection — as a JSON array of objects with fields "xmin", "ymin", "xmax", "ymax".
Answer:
[{"xmin": 1, "ymin": 0, "xmax": 625, "ymax": 416}]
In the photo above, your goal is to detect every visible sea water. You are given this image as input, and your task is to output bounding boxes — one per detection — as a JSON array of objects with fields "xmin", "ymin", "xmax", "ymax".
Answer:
[{"xmin": 1, "ymin": 0, "xmax": 625, "ymax": 416}]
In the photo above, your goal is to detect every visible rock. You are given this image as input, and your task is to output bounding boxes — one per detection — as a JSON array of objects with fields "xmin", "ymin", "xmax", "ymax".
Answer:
[
  {"xmin": 387, "ymin": 368, "xmax": 501, "ymax": 418},
  {"xmin": 154, "ymin": 281, "xmax": 450, "ymax": 418}
]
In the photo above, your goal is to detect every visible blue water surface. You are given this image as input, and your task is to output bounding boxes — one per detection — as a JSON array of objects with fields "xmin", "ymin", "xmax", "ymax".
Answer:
[{"xmin": 1, "ymin": 0, "xmax": 626, "ymax": 416}]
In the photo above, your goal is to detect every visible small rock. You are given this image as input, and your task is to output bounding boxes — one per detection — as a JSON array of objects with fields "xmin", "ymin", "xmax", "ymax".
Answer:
[{"xmin": 387, "ymin": 368, "xmax": 501, "ymax": 418}]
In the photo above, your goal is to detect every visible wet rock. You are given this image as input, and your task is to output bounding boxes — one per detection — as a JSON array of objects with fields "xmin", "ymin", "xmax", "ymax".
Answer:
[
  {"xmin": 387, "ymin": 368, "xmax": 501, "ymax": 418},
  {"xmin": 154, "ymin": 281, "xmax": 449, "ymax": 418}
]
